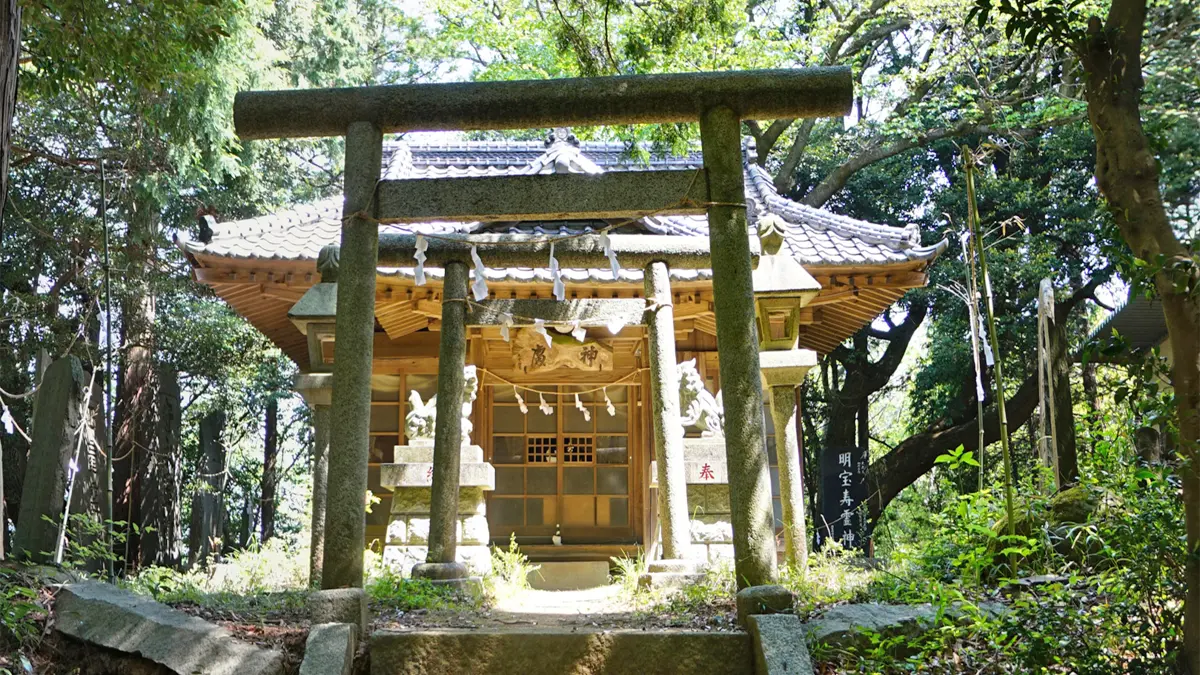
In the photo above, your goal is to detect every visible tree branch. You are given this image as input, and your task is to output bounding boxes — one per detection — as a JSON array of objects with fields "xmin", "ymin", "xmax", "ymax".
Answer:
[
  {"xmin": 864, "ymin": 300, "xmax": 927, "ymax": 392},
  {"xmin": 800, "ymin": 119, "xmax": 1079, "ymax": 208},
  {"xmin": 865, "ymin": 279, "xmax": 1100, "ymax": 522}
]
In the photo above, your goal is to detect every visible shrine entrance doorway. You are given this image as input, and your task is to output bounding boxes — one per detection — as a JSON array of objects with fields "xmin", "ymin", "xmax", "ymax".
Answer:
[{"xmin": 486, "ymin": 383, "xmax": 637, "ymax": 548}]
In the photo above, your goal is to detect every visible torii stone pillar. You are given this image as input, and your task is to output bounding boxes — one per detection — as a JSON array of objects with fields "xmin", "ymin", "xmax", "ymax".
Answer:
[
  {"xmin": 322, "ymin": 121, "xmax": 382, "ymax": 589},
  {"xmin": 413, "ymin": 260, "xmax": 470, "ymax": 580},
  {"xmin": 644, "ymin": 261, "xmax": 690, "ymax": 561},
  {"xmin": 701, "ymin": 106, "xmax": 777, "ymax": 588}
]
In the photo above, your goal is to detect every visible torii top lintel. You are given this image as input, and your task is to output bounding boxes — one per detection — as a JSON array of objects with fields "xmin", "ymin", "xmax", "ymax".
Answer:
[{"xmin": 234, "ymin": 67, "xmax": 852, "ymax": 140}]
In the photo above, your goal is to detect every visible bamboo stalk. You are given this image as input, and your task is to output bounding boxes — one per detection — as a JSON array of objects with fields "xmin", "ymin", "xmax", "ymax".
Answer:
[{"xmin": 964, "ymin": 146, "xmax": 1017, "ymax": 574}]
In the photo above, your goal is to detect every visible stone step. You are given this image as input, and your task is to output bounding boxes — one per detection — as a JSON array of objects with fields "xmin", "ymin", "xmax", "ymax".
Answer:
[
  {"xmin": 526, "ymin": 561, "xmax": 610, "ymax": 590},
  {"xmin": 370, "ymin": 628, "xmax": 752, "ymax": 675}
]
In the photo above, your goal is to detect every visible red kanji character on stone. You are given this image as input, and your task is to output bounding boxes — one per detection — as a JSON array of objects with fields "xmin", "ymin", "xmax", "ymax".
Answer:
[
  {"xmin": 426, "ymin": 466, "xmax": 434, "ymax": 480},
  {"xmin": 700, "ymin": 463, "xmax": 715, "ymax": 480}
]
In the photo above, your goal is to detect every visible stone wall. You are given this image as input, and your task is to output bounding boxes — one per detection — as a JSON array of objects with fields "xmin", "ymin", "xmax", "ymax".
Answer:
[
  {"xmin": 653, "ymin": 438, "xmax": 737, "ymax": 564},
  {"xmin": 686, "ymin": 483, "xmax": 735, "ymax": 563},
  {"xmin": 380, "ymin": 443, "xmax": 494, "ymax": 574}
]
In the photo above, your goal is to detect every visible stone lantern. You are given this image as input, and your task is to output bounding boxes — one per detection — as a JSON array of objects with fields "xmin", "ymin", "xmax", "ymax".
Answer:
[
  {"xmin": 751, "ymin": 214, "xmax": 821, "ymax": 569},
  {"xmin": 288, "ymin": 245, "xmax": 341, "ymax": 372},
  {"xmin": 751, "ymin": 215, "xmax": 821, "ymax": 350}
]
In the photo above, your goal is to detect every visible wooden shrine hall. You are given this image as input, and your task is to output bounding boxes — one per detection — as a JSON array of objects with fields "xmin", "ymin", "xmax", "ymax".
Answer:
[
  {"xmin": 179, "ymin": 133, "xmax": 943, "ymax": 566},
  {"xmin": 181, "ymin": 68, "xmax": 945, "ymax": 592}
]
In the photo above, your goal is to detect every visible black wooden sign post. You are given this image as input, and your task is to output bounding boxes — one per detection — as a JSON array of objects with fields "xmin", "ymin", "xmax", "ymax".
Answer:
[{"xmin": 816, "ymin": 445, "xmax": 871, "ymax": 552}]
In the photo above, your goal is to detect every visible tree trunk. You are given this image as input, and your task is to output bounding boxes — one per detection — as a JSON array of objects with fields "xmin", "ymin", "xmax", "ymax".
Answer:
[
  {"xmin": 1077, "ymin": 1, "xmax": 1198, "ymax": 668},
  {"xmin": 112, "ymin": 193, "xmax": 160, "ymax": 572},
  {"xmin": 0, "ymin": 0, "xmax": 19, "ymax": 229},
  {"xmin": 141, "ymin": 365, "xmax": 181, "ymax": 568},
  {"xmin": 260, "ymin": 398, "xmax": 278, "ymax": 543}
]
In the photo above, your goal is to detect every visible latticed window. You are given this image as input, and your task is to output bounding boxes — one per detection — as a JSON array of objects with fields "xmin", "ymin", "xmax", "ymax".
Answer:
[
  {"xmin": 562, "ymin": 437, "xmax": 593, "ymax": 463},
  {"xmin": 527, "ymin": 437, "xmax": 558, "ymax": 463},
  {"xmin": 488, "ymin": 385, "xmax": 631, "ymax": 538}
]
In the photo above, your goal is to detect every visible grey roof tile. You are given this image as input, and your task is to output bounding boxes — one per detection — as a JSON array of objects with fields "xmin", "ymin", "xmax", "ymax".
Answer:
[{"xmin": 179, "ymin": 138, "xmax": 947, "ymax": 279}]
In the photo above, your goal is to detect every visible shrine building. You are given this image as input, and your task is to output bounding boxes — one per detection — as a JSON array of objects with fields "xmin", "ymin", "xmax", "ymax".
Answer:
[{"xmin": 178, "ymin": 132, "xmax": 944, "ymax": 570}]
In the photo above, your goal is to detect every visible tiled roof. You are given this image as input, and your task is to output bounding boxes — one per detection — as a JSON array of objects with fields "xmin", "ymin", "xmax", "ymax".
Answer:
[{"xmin": 179, "ymin": 138, "xmax": 945, "ymax": 281}]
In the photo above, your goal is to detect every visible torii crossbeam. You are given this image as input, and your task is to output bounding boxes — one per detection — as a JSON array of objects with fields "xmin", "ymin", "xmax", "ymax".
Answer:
[{"xmin": 233, "ymin": 67, "xmax": 852, "ymax": 592}]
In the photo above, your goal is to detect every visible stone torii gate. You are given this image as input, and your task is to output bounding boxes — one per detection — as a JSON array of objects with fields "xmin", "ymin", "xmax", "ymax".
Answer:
[{"xmin": 234, "ymin": 68, "xmax": 852, "ymax": 592}]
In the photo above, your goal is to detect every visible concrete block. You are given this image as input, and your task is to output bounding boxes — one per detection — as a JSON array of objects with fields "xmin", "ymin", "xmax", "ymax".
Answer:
[
  {"xmin": 735, "ymin": 585, "xmax": 795, "ymax": 627},
  {"xmin": 707, "ymin": 544, "xmax": 736, "ymax": 563},
  {"xmin": 457, "ymin": 545, "xmax": 493, "ymax": 576},
  {"xmin": 369, "ymin": 628, "xmax": 753, "ymax": 675},
  {"xmin": 690, "ymin": 517, "xmax": 733, "ymax": 544},
  {"xmin": 300, "ymin": 623, "xmax": 356, "ymax": 675},
  {"xmin": 380, "ymin": 462, "xmax": 495, "ymax": 489},
  {"xmin": 747, "ymin": 614, "xmax": 813, "ymax": 675},
  {"xmin": 528, "ymin": 562, "xmax": 610, "ymax": 591},
  {"xmin": 683, "ymin": 544, "xmax": 711, "ymax": 562},
  {"xmin": 393, "ymin": 444, "xmax": 483, "ymax": 464},
  {"xmin": 390, "ymin": 487, "xmax": 487, "ymax": 515},
  {"xmin": 390, "ymin": 488, "xmax": 432, "ymax": 515},
  {"xmin": 309, "ymin": 589, "xmax": 368, "ymax": 637},
  {"xmin": 382, "ymin": 545, "xmax": 423, "ymax": 573},
  {"xmin": 460, "ymin": 487, "xmax": 488, "ymax": 515},
  {"xmin": 683, "ymin": 460, "xmax": 728, "ymax": 484},
  {"xmin": 385, "ymin": 518, "xmax": 407, "ymax": 545},
  {"xmin": 460, "ymin": 515, "xmax": 489, "ymax": 545},
  {"xmin": 54, "ymin": 581, "xmax": 283, "ymax": 675},
  {"xmin": 407, "ymin": 517, "xmax": 430, "ymax": 545},
  {"xmin": 647, "ymin": 559, "xmax": 700, "ymax": 574},
  {"xmin": 706, "ymin": 485, "xmax": 731, "ymax": 513},
  {"xmin": 637, "ymin": 572, "xmax": 705, "ymax": 590},
  {"xmin": 682, "ymin": 438, "xmax": 727, "ymax": 462},
  {"xmin": 758, "ymin": 349, "xmax": 819, "ymax": 388}
]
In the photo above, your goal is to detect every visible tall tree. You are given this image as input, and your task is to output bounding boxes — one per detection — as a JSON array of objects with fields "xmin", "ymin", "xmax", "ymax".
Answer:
[
  {"xmin": 260, "ymin": 397, "xmax": 278, "ymax": 543},
  {"xmin": 0, "ymin": 0, "xmax": 18, "ymax": 225},
  {"xmin": 970, "ymin": 0, "xmax": 1200, "ymax": 665}
]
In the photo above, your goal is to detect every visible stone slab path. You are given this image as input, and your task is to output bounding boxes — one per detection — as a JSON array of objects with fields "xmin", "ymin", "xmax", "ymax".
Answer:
[{"xmin": 373, "ymin": 584, "xmax": 740, "ymax": 632}]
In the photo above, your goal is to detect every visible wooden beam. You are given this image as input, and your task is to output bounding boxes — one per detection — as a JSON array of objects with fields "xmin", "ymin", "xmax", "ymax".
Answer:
[
  {"xmin": 377, "ymin": 170, "xmax": 708, "ymax": 223},
  {"xmin": 672, "ymin": 300, "xmax": 714, "ymax": 319},
  {"xmin": 234, "ymin": 68, "xmax": 852, "ymax": 140},
  {"xmin": 370, "ymin": 233, "xmax": 747, "ymax": 271},
  {"xmin": 465, "ymin": 297, "xmax": 647, "ymax": 327}
]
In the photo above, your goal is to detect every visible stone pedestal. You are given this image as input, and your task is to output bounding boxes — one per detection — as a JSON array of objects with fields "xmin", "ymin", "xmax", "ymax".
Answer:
[
  {"xmin": 380, "ymin": 443, "xmax": 494, "ymax": 575},
  {"xmin": 652, "ymin": 438, "xmax": 735, "ymax": 564}
]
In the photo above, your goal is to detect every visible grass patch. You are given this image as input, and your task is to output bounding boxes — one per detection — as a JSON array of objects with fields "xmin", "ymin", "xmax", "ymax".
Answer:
[{"xmin": 484, "ymin": 534, "xmax": 539, "ymax": 604}]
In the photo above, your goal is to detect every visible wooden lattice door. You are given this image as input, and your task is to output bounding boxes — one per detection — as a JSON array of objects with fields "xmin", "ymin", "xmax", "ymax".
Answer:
[{"xmin": 487, "ymin": 385, "xmax": 632, "ymax": 543}]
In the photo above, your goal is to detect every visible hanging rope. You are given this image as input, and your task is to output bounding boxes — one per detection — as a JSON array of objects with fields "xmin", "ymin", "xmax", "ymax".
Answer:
[
  {"xmin": 1036, "ymin": 278, "xmax": 1060, "ymax": 491},
  {"xmin": 477, "ymin": 366, "xmax": 646, "ymax": 397}
]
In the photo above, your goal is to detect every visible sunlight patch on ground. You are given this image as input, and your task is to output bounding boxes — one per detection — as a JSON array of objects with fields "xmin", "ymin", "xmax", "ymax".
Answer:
[{"xmin": 493, "ymin": 585, "xmax": 628, "ymax": 617}]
